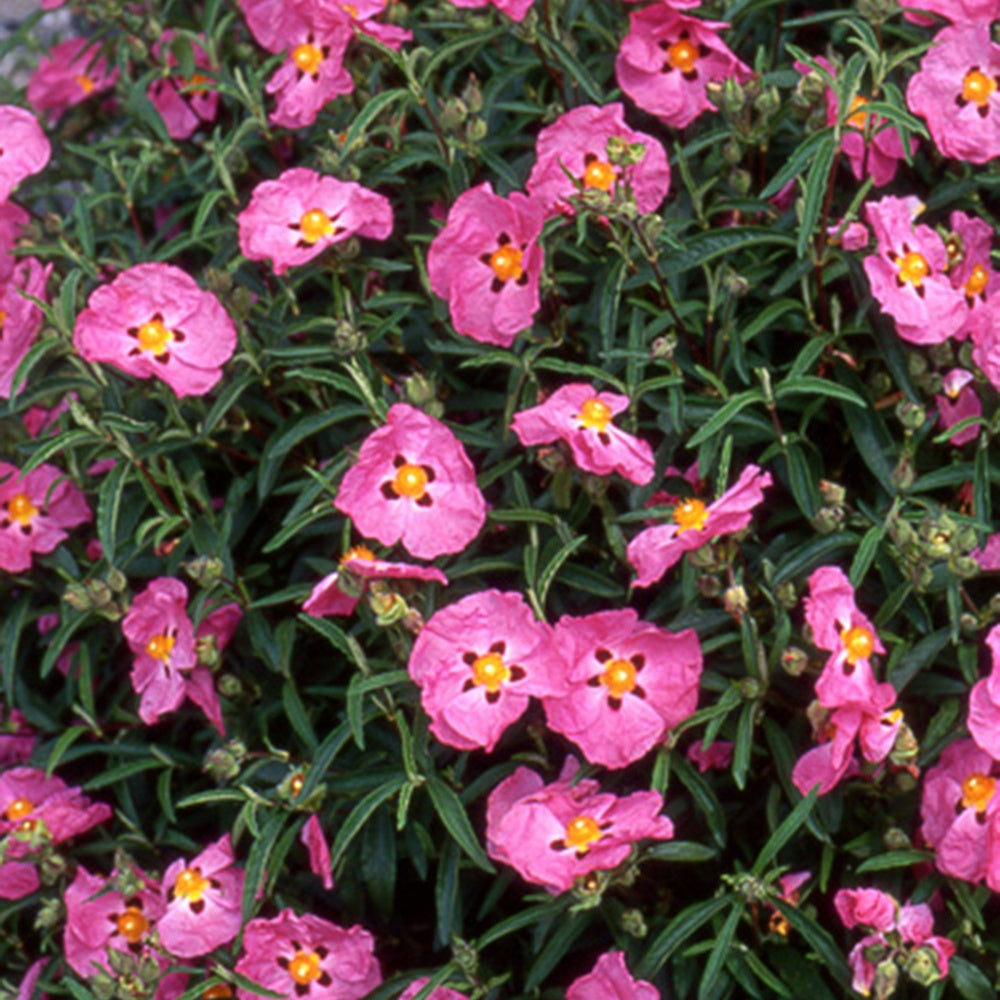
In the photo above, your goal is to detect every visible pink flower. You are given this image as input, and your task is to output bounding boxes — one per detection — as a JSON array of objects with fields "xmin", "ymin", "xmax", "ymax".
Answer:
[
  {"xmin": 0, "ymin": 768, "xmax": 111, "ymax": 899},
  {"xmin": 408, "ymin": 590, "xmax": 566, "ymax": 752},
  {"xmin": 543, "ymin": 609, "xmax": 702, "ymax": 769},
  {"xmin": 0, "ymin": 106, "xmax": 50, "ymax": 203},
  {"xmin": 834, "ymin": 887, "xmax": 896, "ymax": 932},
  {"xmin": 399, "ymin": 980, "xmax": 468, "ymax": 1000},
  {"xmin": 334, "ymin": 403, "xmax": 487, "ymax": 560},
  {"xmin": 900, "ymin": 0, "xmax": 1000, "ymax": 21},
  {"xmin": 0, "ymin": 201, "xmax": 29, "ymax": 281},
  {"xmin": 303, "ymin": 544, "xmax": 448, "ymax": 618},
  {"xmin": 147, "ymin": 33, "xmax": 219, "ymax": 140},
  {"xmin": 22, "ymin": 398, "xmax": 72, "ymax": 439},
  {"xmin": 64, "ymin": 866, "xmax": 166, "ymax": 979},
  {"xmin": 907, "ymin": 24, "xmax": 1000, "ymax": 164},
  {"xmin": 73, "ymin": 262, "xmax": 238, "ymax": 398},
  {"xmin": 0, "ymin": 461, "xmax": 91, "ymax": 574},
  {"xmin": 862, "ymin": 195, "xmax": 967, "ymax": 345},
  {"xmin": 686, "ymin": 739, "xmax": 733, "ymax": 773},
  {"xmin": 427, "ymin": 182, "xmax": 545, "ymax": 347},
  {"xmin": 300, "ymin": 814, "xmax": 332, "ymax": 890},
  {"xmin": 263, "ymin": 6, "xmax": 354, "ymax": 129},
  {"xmin": 511, "ymin": 384, "xmax": 655, "ymax": 485},
  {"xmin": 615, "ymin": 4, "xmax": 752, "ymax": 129},
  {"xmin": 627, "ymin": 464, "xmax": 772, "ymax": 588},
  {"xmin": 969, "ymin": 296, "xmax": 1000, "ymax": 389},
  {"xmin": 234, "ymin": 909, "xmax": 381, "ymax": 1000},
  {"xmin": 967, "ymin": 624, "xmax": 1000, "ymax": 759},
  {"xmin": 122, "ymin": 578, "xmax": 226, "ymax": 732},
  {"xmin": 936, "ymin": 368, "xmax": 981, "ymax": 445},
  {"xmin": 921, "ymin": 739, "xmax": 1000, "ymax": 886},
  {"xmin": 238, "ymin": 167, "xmax": 393, "ymax": 275},
  {"xmin": 973, "ymin": 533, "xmax": 1000, "ymax": 569},
  {"xmin": 566, "ymin": 951, "xmax": 658, "ymax": 1000},
  {"xmin": 948, "ymin": 210, "xmax": 996, "ymax": 338},
  {"xmin": 803, "ymin": 565, "xmax": 887, "ymax": 709},
  {"xmin": 449, "ymin": 0, "xmax": 535, "ymax": 21},
  {"xmin": 797, "ymin": 56, "xmax": 914, "ymax": 187},
  {"xmin": 0, "ymin": 257, "xmax": 50, "ymax": 399},
  {"xmin": 158, "ymin": 835, "xmax": 245, "ymax": 958},
  {"xmin": 486, "ymin": 760, "xmax": 674, "ymax": 893},
  {"xmin": 827, "ymin": 220, "xmax": 869, "ymax": 251},
  {"xmin": 525, "ymin": 103, "xmax": 670, "ymax": 216},
  {"xmin": 14, "ymin": 959, "xmax": 47, "ymax": 1000},
  {"xmin": 26, "ymin": 38, "xmax": 118, "ymax": 120}
]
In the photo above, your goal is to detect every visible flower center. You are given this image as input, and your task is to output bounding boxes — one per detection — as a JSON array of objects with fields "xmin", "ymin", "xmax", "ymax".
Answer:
[
  {"xmin": 962, "ymin": 69, "xmax": 996, "ymax": 108},
  {"xmin": 583, "ymin": 159, "xmax": 615, "ymax": 191},
  {"xmin": 577, "ymin": 398, "xmax": 613, "ymax": 432},
  {"xmin": 299, "ymin": 208, "xmax": 336, "ymax": 244},
  {"xmin": 840, "ymin": 625, "xmax": 874, "ymax": 664},
  {"xmin": 846, "ymin": 95, "xmax": 869, "ymax": 130},
  {"xmin": 391, "ymin": 463, "xmax": 429, "ymax": 500},
  {"xmin": 341, "ymin": 2, "xmax": 359, "ymax": 16},
  {"xmin": 599, "ymin": 657, "xmax": 637, "ymax": 699},
  {"xmin": 75, "ymin": 74, "xmax": 96, "ymax": 94},
  {"xmin": 342, "ymin": 545, "xmax": 376, "ymax": 563},
  {"xmin": 290, "ymin": 772, "xmax": 305, "ymax": 796},
  {"xmin": 563, "ymin": 815, "xmax": 604, "ymax": 853},
  {"xmin": 137, "ymin": 318, "xmax": 175, "ymax": 356},
  {"xmin": 288, "ymin": 949, "xmax": 323, "ymax": 985},
  {"xmin": 965, "ymin": 264, "xmax": 989, "ymax": 298},
  {"xmin": 184, "ymin": 73, "xmax": 211, "ymax": 93},
  {"xmin": 897, "ymin": 251, "xmax": 930, "ymax": 287},
  {"xmin": 471, "ymin": 652, "xmax": 510, "ymax": 693},
  {"xmin": 673, "ymin": 498, "xmax": 709, "ymax": 533},
  {"xmin": 145, "ymin": 633, "xmax": 175, "ymax": 662},
  {"xmin": 116, "ymin": 906, "xmax": 149, "ymax": 944},
  {"xmin": 4, "ymin": 797, "xmax": 34, "ymax": 821},
  {"xmin": 667, "ymin": 39, "xmax": 699, "ymax": 74},
  {"xmin": 962, "ymin": 773, "xmax": 996, "ymax": 812},
  {"xmin": 488, "ymin": 245, "xmax": 524, "ymax": 283},
  {"xmin": 292, "ymin": 43, "xmax": 324, "ymax": 75},
  {"xmin": 173, "ymin": 866, "xmax": 210, "ymax": 903},
  {"xmin": 6, "ymin": 493, "xmax": 38, "ymax": 527}
]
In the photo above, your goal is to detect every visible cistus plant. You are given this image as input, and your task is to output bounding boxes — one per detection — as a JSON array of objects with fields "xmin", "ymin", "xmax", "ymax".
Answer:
[{"xmin": 4, "ymin": 0, "xmax": 1000, "ymax": 998}]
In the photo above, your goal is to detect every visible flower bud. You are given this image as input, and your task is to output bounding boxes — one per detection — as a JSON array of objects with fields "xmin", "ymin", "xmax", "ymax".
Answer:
[
  {"xmin": 182, "ymin": 556, "xmax": 225, "ymax": 587},
  {"xmin": 461, "ymin": 74, "xmax": 483, "ymax": 114},
  {"xmin": 723, "ymin": 584, "xmax": 749, "ymax": 618},
  {"xmin": 872, "ymin": 957, "xmax": 899, "ymax": 999},
  {"xmin": 781, "ymin": 647, "xmax": 809, "ymax": 677},
  {"xmin": 620, "ymin": 908, "xmax": 648, "ymax": 938},
  {"xmin": 905, "ymin": 946, "xmax": 944, "ymax": 987},
  {"xmin": 439, "ymin": 97, "xmax": 468, "ymax": 131},
  {"xmin": 203, "ymin": 740, "xmax": 246, "ymax": 784},
  {"xmin": 464, "ymin": 116, "xmax": 488, "ymax": 143},
  {"xmin": 818, "ymin": 479, "xmax": 846, "ymax": 505},
  {"xmin": 883, "ymin": 827, "xmax": 911, "ymax": 851},
  {"xmin": 895, "ymin": 400, "xmax": 926, "ymax": 431}
]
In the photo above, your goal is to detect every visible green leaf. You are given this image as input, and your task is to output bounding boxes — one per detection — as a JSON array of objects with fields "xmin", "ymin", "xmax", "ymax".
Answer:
[
  {"xmin": 686, "ymin": 390, "xmax": 765, "ymax": 448},
  {"xmin": 699, "ymin": 902, "xmax": 743, "ymax": 999},
  {"xmin": 96, "ymin": 459, "xmax": 131, "ymax": 566},
  {"xmin": 425, "ymin": 776, "xmax": 494, "ymax": 873},
  {"xmin": 855, "ymin": 849, "xmax": 931, "ymax": 873},
  {"xmin": 774, "ymin": 376, "xmax": 866, "ymax": 408},
  {"xmin": 752, "ymin": 787, "xmax": 818, "ymax": 876},
  {"xmin": 771, "ymin": 900, "xmax": 850, "ymax": 987},
  {"xmin": 524, "ymin": 910, "xmax": 591, "ymax": 991},
  {"xmin": 637, "ymin": 894, "xmax": 736, "ymax": 978},
  {"xmin": 949, "ymin": 956, "xmax": 995, "ymax": 1000},
  {"xmin": 643, "ymin": 841, "xmax": 718, "ymax": 863},
  {"xmin": 281, "ymin": 681, "xmax": 318, "ymax": 751},
  {"xmin": 797, "ymin": 135, "xmax": 836, "ymax": 259},
  {"xmin": 328, "ymin": 779, "xmax": 403, "ymax": 871}
]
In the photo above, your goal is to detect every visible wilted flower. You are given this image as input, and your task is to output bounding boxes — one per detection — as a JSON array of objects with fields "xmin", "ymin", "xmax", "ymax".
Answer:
[
  {"xmin": 511, "ymin": 384, "xmax": 655, "ymax": 485},
  {"xmin": 302, "ymin": 545, "xmax": 447, "ymax": 618},
  {"xmin": 566, "ymin": 951, "xmax": 658, "ymax": 1000},
  {"xmin": 0, "ymin": 105, "xmax": 51, "ymax": 203},
  {"xmin": 936, "ymin": 368, "xmax": 981, "ymax": 445},
  {"xmin": 627, "ymin": 464, "xmax": 772, "ymax": 587},
  {"xmin": 449, "ymin": 0, "xmax": 534, "ymax": 21},
  {"xmin": 73, "ymin": 262, "xmax": 238, "ymax": 398},
  {"xmin": 686, "ymin": 739, "xmax": 734, "ymax": 773},
  {"xmin": 334, "ymin": 403, "xmax": 487, "ymax": 560},
  {"xmin": 615, "ymin": 3, "xmax": 752, "ymax": 129},
  {"xmin": 26, "ymin": 38, "xmax": 118, "ymax": 120},
  {"xmin": 408, "ymin": 590, "xmax": 566, "ymax": 751},
  {"xmin": 239, "ymin": 168, "xmax": 393, "ymax": 275},
  {"xmin": 486, "ymin": 760, "xmax": 674, "ymax": 893},
  {"xmin": 300, "ymin": 814, "xmax": 332, "ymax": 890},
  {"xmin": 543, "ymin": 608, "xmax": 702, "ymax": 769},
  {"xmin": 525, "ymin": 103, "xmax": 670, "ymax": 216},
  {"xmin": 0, "ymin": 461, "xmax": 91, "ymax": 573},
  {"xmin": 234, "ymin": 909, "xmax": 381, "ymax": 1000},
  {"xmin": 906, "ymin": 23, "xmax": 1000, "ymax": 164},
  {"xmin": 427, "ymin": 182, "xmax": 545, "ymax": 347},
  {"xmin": 158, "ymin": 835, "xmax": 245, "ymax": 958}
]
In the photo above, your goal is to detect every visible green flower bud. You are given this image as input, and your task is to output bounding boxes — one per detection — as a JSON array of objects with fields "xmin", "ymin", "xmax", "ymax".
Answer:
[
  {"xmin": 904, "ymin": 945, "xmax": 944, "ymax": 987},
  {"xmin": 621, "ymin": 908, "xmax": 648, "ymax": 938},
  {"xmin": 181, "ymin": 556, "xmax": 225, "ymax": 587},
  {"xmin": 781, "ymin": 647, "xmax": 809, "ymax": 677}
]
